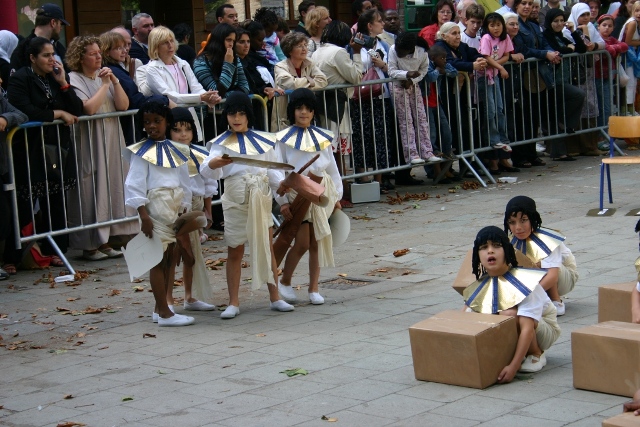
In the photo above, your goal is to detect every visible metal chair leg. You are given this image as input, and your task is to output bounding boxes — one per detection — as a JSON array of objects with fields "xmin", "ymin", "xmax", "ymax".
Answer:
[
  {"xmin": 599, "ymin": 162, "xmax": 605, "ymax": 211},
  {"xmin": 605, "ymin": 163, "xmax": 613, "ymax": 204}
]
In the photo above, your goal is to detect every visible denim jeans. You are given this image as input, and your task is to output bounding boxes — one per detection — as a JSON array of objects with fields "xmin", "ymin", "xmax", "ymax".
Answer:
[
  {"xmin": 428, "ymin": 105, "xmax": 453, "ymax": 155},
  {"xmin": 477, "ymin": 76, "xmax": 508, "ymax": 147},
  {"xmin": 595, "ymin": 77, "xmax": 611, "ymax": 128}
]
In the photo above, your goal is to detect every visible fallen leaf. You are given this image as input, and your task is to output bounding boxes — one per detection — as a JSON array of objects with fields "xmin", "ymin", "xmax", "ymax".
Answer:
[
  {"xmin": 376, "ymin": 296, "xmax": 385, "ymax": 299},
  {"xmin": 121, "ymin": 396, "xmax": 133, "ymax": 401},
  {"xmin": 280, "ymin": 368, "xmax": 308, "ymax": 377},
  {"xmin": 83, "ymin": 306, "xmax": 103, "ymax": 314},
  {"xmin": 337, "ymin": 273, "xmax": 347, "ymax": 277},
  {"xmin": 255, "ymin": 333, "xmax": 266, "ymax": 337},
  {"xmin": 107, "ymin": 289, "xmax": 121, "ymax": 297},
  {"xmin": 56, "ymin": 307, "xmax": 72, "ymax": 312},
  {"xmin": 131, "ymin": 278, "xmax": 144, "ymax": 283},
  {"xmin": 65, "ymin": 282, "xmax": 82, "ymax": 287},
  {"xmin": 217, "ymin": 304, "xmax": 228, "ymax": 311},
  {"xmin": 98, "ymin": 346, "xmax": 108, "ymax": 350},
  {"xmin": 321, "ymin": 415, "xmax": 338, "ymax": 422},
  {"xmin": 56, "ymin": 422, "xmax": 86, "ymax": 427},
  {"xmin": 63, "ymin": 394, "xmax": 74, "ymax": 399},
  {"xmin": 374, "ymin": 268, "xmax": 388, "ymax": 273},
  {"xmin": 132, "ymin": 286, "xmax": 144, "ymax": 292},
  {"xmin": 402, "ymin": 271, "xmax": 412, "ymax": 276},
  {"xmin": 73, "ymin": 341, "xmax": 84, "ymax": 346},
  {"xmin": 143, "ymin": 333, "xmax": 156, "ymax": 339},
  {"xmin": 75, "ymin": 332, "xmax": 86, "ymax": 338},
  {"xmin": 393, "ymin": 248, "xmax": 410, "ymax": 257},
  {"xmin": 12, "ymin": 332, "xmax": 19, "ymax": 338},
  {"xmin": 66, "ymin": 297, "xmax": 78, "ymax": 302},
  {"xmin": 158, "ymin": 370, "xmax": 166, "ymax": 374},
  {"xmin": 388, "ymin": 210, "xmax": 403, "ymax": 214}
]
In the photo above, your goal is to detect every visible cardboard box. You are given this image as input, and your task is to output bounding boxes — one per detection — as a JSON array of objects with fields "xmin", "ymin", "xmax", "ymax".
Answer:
[
  {"xmin": 602, "ymin": 413, "xmax": 640, "ymax": 427},
  {"xmin": 572, "ymin": 321, "xmax": 640, "ymax": 397},
  {"xmin": 409, "ymin": 310, "xmax": 518, "ymax": 389},
  {"xmin": 350, "ymin": 182, "xmax": 380, "ymax": 204},
  {"xmin": 452, "ymin": 249, "xmax": 536, "ymax": 295},
  {"xmin": 599, "ymin": 282, "xmax": 636, "ymax": 323}
]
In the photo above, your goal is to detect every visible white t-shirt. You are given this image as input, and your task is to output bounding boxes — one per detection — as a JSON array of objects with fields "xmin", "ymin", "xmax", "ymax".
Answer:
[
  {"xmin": 540, "ymin": 242, "xmax": 572, "ymax": 269},
  {"xmin": 516, "ymin": 285, "xmax": 551, "ymax": 322},
  {"xmin": 460, "ymin": 30, "xmax": 481, "ymax": 50},
  {"xmin": 636, "ymin": 281, "xmax": 640, "ymax": 292}
]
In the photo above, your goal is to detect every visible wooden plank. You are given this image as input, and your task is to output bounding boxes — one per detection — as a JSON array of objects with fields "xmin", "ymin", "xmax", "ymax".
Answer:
[{"xmin": 602, "ymin": 157, "xmax": 640, "ymax": 164}]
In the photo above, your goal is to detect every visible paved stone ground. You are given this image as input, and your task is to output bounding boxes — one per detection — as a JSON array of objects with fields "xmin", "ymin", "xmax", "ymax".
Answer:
[{"xmin": 1, "ymin": 151, "xmax": 639, "ymax": 427}]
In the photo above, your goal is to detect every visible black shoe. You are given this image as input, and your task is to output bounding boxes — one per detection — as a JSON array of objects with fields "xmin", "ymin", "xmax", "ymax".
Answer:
[
  {"xmin": 436, "ymin": 178, "xmax": 453, "ymax": 184},
  {"xmin": 395, "ymin": 177, "xmax": 424, "ymax": 185},
  {"xmin": 382, "ymin": 179, "xmax": 395, "ymax": 190},
  {"xmin": 498, "ymin": 165, "xmax": 520, "ymax": 173},
  {"xmin": 489, "ymin": 169, "xmax": 502, "ymax": 176}
]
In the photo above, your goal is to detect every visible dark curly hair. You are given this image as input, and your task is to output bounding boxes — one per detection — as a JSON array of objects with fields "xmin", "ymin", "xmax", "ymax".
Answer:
[
  {"xmin": 138, "ymin": 100, "xmax": 174, "ymax": 137},
  {"xmin": 472, "ymin": 226, "xmax": 519, "ymax": 279},
  {"xmin": 287, "ymin": 88, "xmax": 316, "ymax": 125},
  {"xmin": 254, "ymin": 8, "xmax": 279, "ymax": 35},
  {"xmin": 222, "ymin": 91, "xmax": 255, "ymax": 129},
  {"xmin": 168, "ymin": 107, "xmax": 196, "ymax": 142},
  {"xmin": 503, "ymin": 195, "xmax": 542, "ymax": 235},
  {"xmin": 321, "ymin": 20, "xmax": 352, "ymax": 47}
]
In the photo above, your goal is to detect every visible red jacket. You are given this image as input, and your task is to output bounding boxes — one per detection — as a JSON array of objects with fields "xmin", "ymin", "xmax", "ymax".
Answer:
[
  {"xmin": 596, "ymin": 36, "xmax": 628, "ymax": 79},
  {"xmin": 419, "ymin": 24, "xmax": 439, "ymax": 47}
]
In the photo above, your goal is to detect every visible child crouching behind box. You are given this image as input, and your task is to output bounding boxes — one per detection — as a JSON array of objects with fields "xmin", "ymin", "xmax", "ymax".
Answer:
[{"xmin": 464, "ymin": 226, "xmax": 561, "ymax": 383}]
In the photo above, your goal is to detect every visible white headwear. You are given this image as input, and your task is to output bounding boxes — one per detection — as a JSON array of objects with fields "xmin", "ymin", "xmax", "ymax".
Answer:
[
  {"xmin": 564, "ymin": 3, "xmax": 604, "ymax": 44},
  {"xmin": 0, "ymin": 30, "xmax": 19, "ymax": 64}
]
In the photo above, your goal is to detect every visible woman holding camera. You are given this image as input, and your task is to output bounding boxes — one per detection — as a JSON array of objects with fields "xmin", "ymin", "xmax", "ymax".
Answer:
[{"xmin": 350, "ymin": 9, "xmax": 397, "ymax": 193}]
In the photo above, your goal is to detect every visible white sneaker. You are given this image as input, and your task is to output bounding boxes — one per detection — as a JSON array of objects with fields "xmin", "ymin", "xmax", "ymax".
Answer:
[
  {"xmin": 536, "ymin": 143, "xmax": 546, "ymax": 153},
  {"xmin": 309, "ymin": 292, "xmax": 325, "ymax": 305},
  {"xmin": 184, "ymin": 300, "xmax": 216, "ymax": 311},
  {"xmin": 553, "ymin": 300, "xmax": 565, "ymax": 316},
  {"xmin": 158, "ymin": 313, "xmax": 195, "ymax": 327},
  {"xmin": 153, "ymin": 305, "xmax": 174, "ymax": 323},
  {"xmin": 493, "ymin": 143, "xmax": 512, "ymax": 152},
  {"xmin": 278, "ymin": 283, "xmax": 298, "ymax": 303},
  {"xmin": 426, "ymin": 155, "xmax": 443, "ymax": 163},
  {"xmin": 220, "ymin": 305, "xmax": 240, "ymax": 319},
  {"xmin": 270, "ymin": 300, "xmax": 295, "ymax": 312},
  {"xmin": 410, "ymin": 158, "xmax": 425, "ymax": 165},
  {"xmin": 519, "ymin": 353, "xmax": 547, "ymax": 373},
  {"xmin": 200, "ymin": 232, "xmax": 208, "ymax": 244}
]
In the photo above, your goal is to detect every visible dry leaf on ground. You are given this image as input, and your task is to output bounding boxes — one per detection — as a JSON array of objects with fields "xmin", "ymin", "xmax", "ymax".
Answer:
[
  {"xmin": 321, "ymin": 415, "xmax": 338, "ymax": 422},
  {"xmin": 142, "ymin": 333, "xmax": 156, "ymax": 339},
  {"xmin": 393, "ymin": 248, "xmax": 410, "ymax": 257},
  {"xmin": 56, "ymin": 422, "xmax": 86, "ymax": 427}
]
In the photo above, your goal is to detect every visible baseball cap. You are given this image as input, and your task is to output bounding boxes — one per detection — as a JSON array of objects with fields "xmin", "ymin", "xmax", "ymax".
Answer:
[{"xmin": 40, "ymin": 4, "xmax": 70, "ymax": 26}]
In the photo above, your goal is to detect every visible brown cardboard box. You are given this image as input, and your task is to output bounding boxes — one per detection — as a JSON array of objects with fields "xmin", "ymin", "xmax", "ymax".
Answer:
[
  {"xmin": 599, "ymin": 282, "xmax": 636, "ymax": 323},
  {"xmin": 572, "ymin": 321, "xmax": 640, "ymax": 397},
  {"xmin": 602, "ymin": 413, "xmax": 640, "ymax": 427},
  {"xmin": 452, "ymin": 249, "xmax": 536, "ymax": 295},
  {"xmin": 409, "ymin": 310, "xmax": 518, "ymax": 389}
]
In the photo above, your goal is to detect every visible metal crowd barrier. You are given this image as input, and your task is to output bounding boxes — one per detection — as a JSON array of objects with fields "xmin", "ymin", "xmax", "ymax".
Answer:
[{"xmin": 3, "ymin": 58, "xmax": 620, "ymax": 272}]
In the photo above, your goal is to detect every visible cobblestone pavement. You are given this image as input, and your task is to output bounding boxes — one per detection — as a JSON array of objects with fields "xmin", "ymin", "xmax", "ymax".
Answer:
[{"xmin": 1, "ymin": 152, "xmax": 638, "ymax": 426}]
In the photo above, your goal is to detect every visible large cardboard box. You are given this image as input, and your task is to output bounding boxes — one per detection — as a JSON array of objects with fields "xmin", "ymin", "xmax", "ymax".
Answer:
[
  {"xmin": 602, "ymin": 413, "xmax": 640, "ymax": 427},
  {"xmin": 599, "ymin": 282, "xmax": 636, "ymax": 323},
  {"xmin": 572, "ymin": 321, "xmax": 640, "ymax": 397},
  {"xmin": 452, "ymin": 249, "xmax": 536, "ymax": 295},
  {"xmin": 409, "ymin": 310, "xmax": 518, "ymax": 389}
]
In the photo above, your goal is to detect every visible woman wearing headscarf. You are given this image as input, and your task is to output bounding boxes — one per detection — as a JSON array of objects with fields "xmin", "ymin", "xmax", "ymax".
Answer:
[
  {"xmin": 0, "ymin": 31, "xmax": 19, "ymax": 91},
  {"xmin": 563, "ymin": 3, "xmax": 606, "ymax": 156},
  {"xmin": 541, "ymin": 8, "xmax": 588, "ymax": 160}
]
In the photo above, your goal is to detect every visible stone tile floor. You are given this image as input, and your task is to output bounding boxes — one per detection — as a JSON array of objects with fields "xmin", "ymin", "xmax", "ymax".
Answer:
[{"xmin": 1, "ymin": 153, "xmax": 638, "ymax": 426}]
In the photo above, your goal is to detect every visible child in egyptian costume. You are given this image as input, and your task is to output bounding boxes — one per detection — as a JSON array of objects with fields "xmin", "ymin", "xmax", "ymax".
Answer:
[
  {"xmin": 124, "ymin": 101, "xmax": 200, "ymax": 327},
  {"xmin": 464, "ymin": 226, "xmax": 561, "ymax": 382},
  {"xmin": 164, "ymin": 107, "xmax": 217, "ymax": 313},
  {"xmin": 273, "ymin": 88, "xmax": 343, "ymax": 306},
  {"xmin": 200, "ymin": 91, "xmax": 294, "ymax": 319},
  {"xmin": 503, "ymin": 196, "xmax": 578, "ymax": 316}
]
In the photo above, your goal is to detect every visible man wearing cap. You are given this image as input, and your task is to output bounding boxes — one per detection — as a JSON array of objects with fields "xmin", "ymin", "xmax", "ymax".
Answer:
[
  {"xmin": 130, "ymin": 13, "xmax": 154, "ymax": 64},
  {"xmin": 10, "ymin": 3, "xmax": 69, "ymax": 75}
]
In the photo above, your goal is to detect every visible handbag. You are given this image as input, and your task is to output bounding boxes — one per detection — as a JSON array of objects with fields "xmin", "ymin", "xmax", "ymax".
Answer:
[
  {"xmin": 44, "ymin": 143, "xmax": 69, "ymax": 182},
  {"xmin": 315, "ymin": 89, "xmax": 347, "ymax": 123},
  {"xmin": 618, "ymin": 62, "xmax": 631, "ymax": 87},
  {"xmin": 352, "ymin": 67, "xmax": 383, "ymax": 101}
]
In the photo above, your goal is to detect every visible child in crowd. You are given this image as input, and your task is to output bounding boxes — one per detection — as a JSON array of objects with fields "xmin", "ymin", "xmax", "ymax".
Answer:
[
  {"xmin": 424, "ymin": 44, "xmax": 460, "ymax": 183},
  {"xmin": 388, "ymin": 32, "xmax": 443, "ymax": 165},
  {"xmin": 274, "ymin": 88, "xmax": 343, "ymax": 305},
  {"xmin": 632, "ymin": 219, "xmax": 640, "ymax": 323},
  {"xmin": 464, "ymin": 226, "xmax": 561, "ymax": 381},
  {"xmin": 460, "ymin": 3, "xmax": 484, "ymax": 49},
  {"xmin": 166, "ymin": 107, "xmax": 217, "ymax": 313},
  {"xmin": 200, "ymin": 91, "xmax": 293, "ymax": 319},
  {"xmin": 620, "ymin": 1, "xmax": 640, "ymax": 116},
  {"xmin": 478, "ymin": 13, "xmax": 513, "ymax": 153},
  {"xmin": 504, "ymin": 196, "xmax": 579, "ymax": 316},
  {"xmin": 597, "ymin": 15, "xmax": 628, "ymax": 131},
  {"xmin": 124, "ymin": 101, "xmax": 194, "ymax": 327}
]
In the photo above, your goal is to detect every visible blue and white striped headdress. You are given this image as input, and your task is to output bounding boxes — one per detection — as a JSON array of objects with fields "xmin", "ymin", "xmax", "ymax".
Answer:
[
  {"xmin": 208, "ymin": 129, "xmax": 277, "ymax": 155},
  {"xmin": 275, "ymin": 125, "xmax": 333, "ymax": 152},
  {"xmin": 126, "ymin": 138, "xmax": 190, "ymax": 168}
]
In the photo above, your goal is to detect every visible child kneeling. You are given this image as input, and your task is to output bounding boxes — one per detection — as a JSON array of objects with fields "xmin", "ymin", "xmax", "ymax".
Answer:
[{"xmin": 464, "ymin": 226, "xmax": 561, "ymax": 383}]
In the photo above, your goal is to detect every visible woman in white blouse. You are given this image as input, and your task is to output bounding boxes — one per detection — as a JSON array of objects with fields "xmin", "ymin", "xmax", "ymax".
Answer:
[{"xmin": 144, "ymin": 26, "xmax": 220, "ymax": 142}]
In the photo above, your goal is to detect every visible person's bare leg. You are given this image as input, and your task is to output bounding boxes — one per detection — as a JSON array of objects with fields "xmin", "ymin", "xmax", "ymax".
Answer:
[
  {"xmin": 268, "ymin": 228, "xmax": 282, "ymax": 303},
  {"xmin": 166, "ymin": 260, "xmax": 176, "ymax": 306},
  {"xmin": 183, "ymin": 261, "xmax": 194, "ymax": 302},
  {"xmin": 308, "ymin": 226, "xmax": 320, "ymax": 294},
  {"xmin": 527, "ymin": 325, "xmax": 543, "ymax": 357},
  {"xmin": 281, "ymin": 223, "xmax": 311, "ymax": 286},
  {"xmin": 540, "ymin": 281, "xmax": 561, "ymax": 302},
  {"xmin": 152, "ymin": 250, "xmax": 173, "ymax": 319},
  {"xmin": 226, "ymin": 245, "xmax": 244, "ymax": 307}
]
